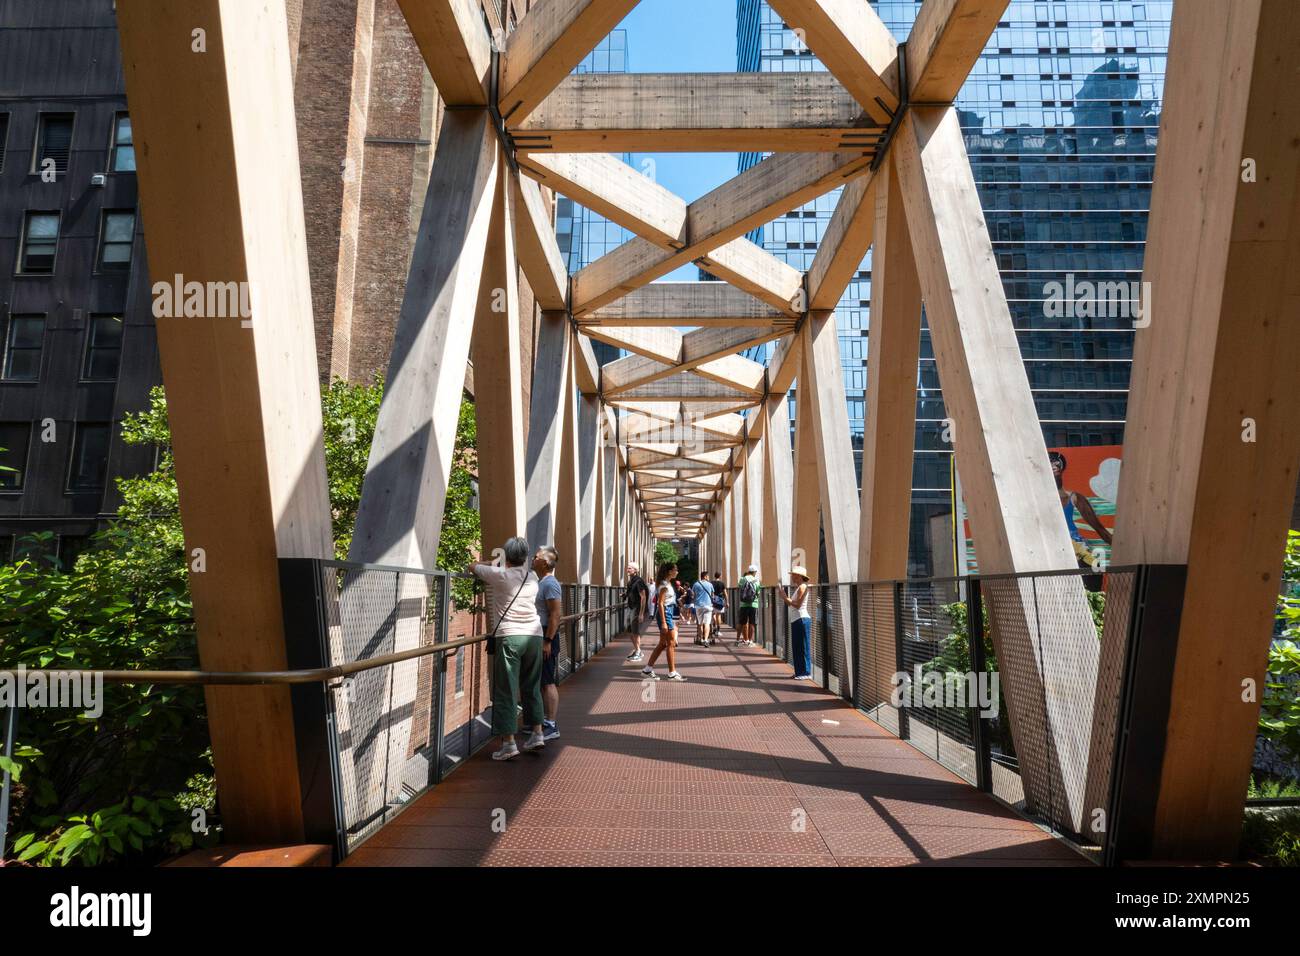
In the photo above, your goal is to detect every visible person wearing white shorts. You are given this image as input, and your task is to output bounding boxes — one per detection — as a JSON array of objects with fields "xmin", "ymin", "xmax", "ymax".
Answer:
[{"xmin": 691, "ymin": 573, "xmax": 716, "ymax": 646}]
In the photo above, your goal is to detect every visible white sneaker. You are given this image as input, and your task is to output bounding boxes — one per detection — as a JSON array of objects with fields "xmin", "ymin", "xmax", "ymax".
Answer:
[
  {"xmin": 492, "ymin": 740, "xmax": 520, "ymax": 761},
  {"xmin": 666, "ymin": 671, "xmax": 686, "ymax": 681},
  {"xmin": 521, "ymin": 731, "xmax": 546, "ymax": 752},
  {"xmin": 641, "ymin": 666, "xmax": 660, "ymax": 680},
  {"xmin": 627, "ymin": 651, "xmax": 643, "ymax": 662}
]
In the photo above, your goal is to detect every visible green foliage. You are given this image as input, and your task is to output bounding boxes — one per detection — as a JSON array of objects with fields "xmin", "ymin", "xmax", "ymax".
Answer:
[
  {"xmin": 1, "ymin": 381, "xmax": 482, "ymax": 866},
  {"xmin": 1240, "ymin": 807, "xmax": 1300, "ymax": 867},
  {"xmin": 1248, "ymin": 774, "xmax": 1300, "ymax": 800},
  {"xmin": 653, "ymin": 541, "xmax": 680, "ymax": 571},
  {"xmin": 1259, "ymin": 531, "xmax": 1300, "ymax": 772},
  {"xmin": 438, "ymin": 398, "xmax": 480, "ymax": 610},
  {"xmin": 0, "ymin": 388, "xmax": 213, "ymax": 866}
]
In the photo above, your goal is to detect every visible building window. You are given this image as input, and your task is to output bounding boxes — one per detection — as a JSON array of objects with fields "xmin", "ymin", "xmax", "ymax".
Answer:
[
  {"xmin": 97, "ymin": 211, "xmax": 135, "ymax": 272},
  {"xmin": 57, "ymin": 535, "xmax": 91, "ymax": 570},
  {"xmin": 67, "ymin": 422, "xmax": 111, "ymax": 493},
  {"xmin": 0, "ymin": 423, "xmax": 31, "ymax": 491},
  {"xmin": 18, "ymin": 212, "xmax": 59, "ymax": 274},
  {"xmin": 3, "ymin": 315, "xmax": 44, "ymax": 381},
  {"xmin": 33, "ymin": 113, "xmax": 74, "ymax": 175},
  {"xmin": 0, "ymin": 113, "xmax": 8, "ymax": 172},
  {"xmin": 110, "ymin": 113, "xmax": 134, "ymax": 172},
  {"xmin": 83, "ymin": 315, "xmax": 123, "ymax": 381}
]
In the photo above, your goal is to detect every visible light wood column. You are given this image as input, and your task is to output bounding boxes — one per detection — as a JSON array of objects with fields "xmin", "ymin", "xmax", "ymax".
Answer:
[
  {"xmin": 791, "ymin": 364, "xmax": 823, "ymax": 579},
  {"xmin": 118, "ymin": 0, "xmax": 334, "ymax": 843},
  {"xmin": 553, "ymin": 350, "xmax": 581, "ymax": 581},
  {"xmin": 525, "ymin": 312, "xmax": 573, "ymax": 547},
  {"xmin": 896, "ymin": 104, "xmax": 1098, "ymax": 836},
  {"xmin": 762, "ymin": 394, "xmax": 795, "ymax": 585},
  {"xmin": 349, "ymin": 107, "xmax": 498, "ymax": 568},
  {"xmin": 1105, "ymin": 0, "xmax": 1300, "ymax": 859},
  {"xmin": 472, "ymin": 156, "xmax": 527, "ymax": 555},
  {"xmin": 577, "ymin": 392, "xmax": 601, "ymax": 583}
]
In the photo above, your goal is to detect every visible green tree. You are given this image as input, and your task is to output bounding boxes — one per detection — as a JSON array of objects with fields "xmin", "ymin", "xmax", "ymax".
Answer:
[
  {"xmin": 1259, "ymin": 530, "xmax": 1300, "ymax": 772},
  {"xmin": 653, "ymin": 541, "xmax": 680, "ymax": 571},
  {"xmin": 1, "ymin": 380, "xmax": 481, "ymax": 866}
]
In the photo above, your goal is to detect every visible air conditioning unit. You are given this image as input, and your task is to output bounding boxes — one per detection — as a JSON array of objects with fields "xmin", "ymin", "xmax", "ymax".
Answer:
[{"xmin": 90, "ymin": 173, "xmax": 107, "ymax": 187}]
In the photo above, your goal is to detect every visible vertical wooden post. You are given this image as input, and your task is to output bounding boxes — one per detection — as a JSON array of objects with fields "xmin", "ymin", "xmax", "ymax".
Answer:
[
  {"xmin": 1102, "ymin": 0, "xmax": 1300, "ymax": 859},
  {"xmin": 792, "ymin": 363, "xmax": 823, "ymax": 579},
  {"xmin": 577, "ymin": 392, "xmax": 601, "ymax": 583},
  {"xmin": 117, "ymin": 0, "xmax": 335, "ymax": 843},
  {"xmin": 762, "ymin": 393, "xmax": 795, "ymax": 585},
  {"xmin": 525, "ymin": 312, "xmax": 573, "ymax": 547}
]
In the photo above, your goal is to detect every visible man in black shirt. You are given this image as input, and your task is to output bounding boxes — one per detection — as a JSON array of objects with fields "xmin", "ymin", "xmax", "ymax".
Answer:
[{"xmin": 624, "ymin": 563, "xmax": 649, "ymax": 663}]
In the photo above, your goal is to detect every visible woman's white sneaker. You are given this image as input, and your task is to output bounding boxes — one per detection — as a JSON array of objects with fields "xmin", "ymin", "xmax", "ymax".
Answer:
[
  {"xmin": 492, "ymin": 740, "xmax": 520, "ymax": 761},
  {"xmin": 666, "ymin": 671, "xmax": 686, "ymax": 681},
  {"xmin": 640, "ymin": 666, "xmax": 660, "ymax": 680}
]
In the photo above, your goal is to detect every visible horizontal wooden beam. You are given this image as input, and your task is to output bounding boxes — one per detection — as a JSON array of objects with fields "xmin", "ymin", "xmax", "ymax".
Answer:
[
  {"xmin": 513, "ymin": 73, "xmax": 885, "ymax": 152},
  {"xmin": 499, "ymin": 0, "xmax": 642, "ymax": 123},
  {"xmin": 577, "ymin": 281, "xmax": 795, "ymax": 326}
]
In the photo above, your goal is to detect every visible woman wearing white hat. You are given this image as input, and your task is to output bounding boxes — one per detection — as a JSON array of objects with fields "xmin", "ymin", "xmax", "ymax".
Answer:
[{"xmin": 780, "ymin": 566, "xmax": 813, "ymax": 680}]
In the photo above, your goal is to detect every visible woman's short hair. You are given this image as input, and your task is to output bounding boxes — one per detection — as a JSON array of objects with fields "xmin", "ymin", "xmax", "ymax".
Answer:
[
  {"xmin": 535, "ymin": 546, "xmax": 559, "ymax": 571},
  {"xmin": 503, "ymin": 536, "xmax": 530, "ymax": 567}
]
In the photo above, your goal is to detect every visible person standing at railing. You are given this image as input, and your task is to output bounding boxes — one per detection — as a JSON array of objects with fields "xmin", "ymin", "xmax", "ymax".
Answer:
[
  {"xmin": 692, "ymin": 571, "xmax": 715, "ymax": 646},
  {"xmin": 533, "ymin": 547, "xmax": 563, "ymax": 742},
  {"xmin": 624, "ymin": 563, "xmax": 649, "ymax": 663},
  {"xmin": 642, "ymin": 562, "xmax": 686, "ymax": 681},
  {"xmin": 780, "ymin": 566, "xmax": 813, "ymax": 680},
  {"xmin": 736, "ymin": 564, "xmax": 761, "ymax": 647},
  {"xmin": 469, "ymin": 537, "xmax": 546, "ymax": 761}
]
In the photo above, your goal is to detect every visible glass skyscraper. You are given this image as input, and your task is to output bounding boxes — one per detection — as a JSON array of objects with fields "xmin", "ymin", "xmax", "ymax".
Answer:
[
  {"xmin": 553, "ymin": 30, "xmax": 633, "ymax": 366},
  {"xmin": 736, "ymin": 0, "xmax": 1169, "ymax": 575}
]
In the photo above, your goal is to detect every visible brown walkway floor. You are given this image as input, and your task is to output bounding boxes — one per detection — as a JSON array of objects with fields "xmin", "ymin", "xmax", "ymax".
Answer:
[{"xmin": 344, "ymin": 618, "xmax": 1086, "ymax": 866}]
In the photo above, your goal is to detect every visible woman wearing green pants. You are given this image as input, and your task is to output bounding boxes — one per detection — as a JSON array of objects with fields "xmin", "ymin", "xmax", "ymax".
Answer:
[{"xmin": 469, "ymin": 536, "xmax": 546, "ymax": 761}]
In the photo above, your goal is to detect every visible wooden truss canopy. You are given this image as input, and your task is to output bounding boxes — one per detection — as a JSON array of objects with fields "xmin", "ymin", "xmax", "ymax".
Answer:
[{"xmin": 117, "ymin": 0, "xmax": 1297, "ymax": 863}]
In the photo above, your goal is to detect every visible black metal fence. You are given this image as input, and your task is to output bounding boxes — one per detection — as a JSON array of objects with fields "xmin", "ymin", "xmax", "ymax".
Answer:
[
  {"xmin": 739, "ymin": 566, "xmax": 1165, "ymax": 863},
  {"xmin": 280, "ymin": 559, "xmax": 629, "ymax": 859}
]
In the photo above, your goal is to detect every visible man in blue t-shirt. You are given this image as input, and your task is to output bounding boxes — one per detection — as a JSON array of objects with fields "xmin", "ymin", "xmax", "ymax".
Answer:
[
  {"xmin": 691, "ymin": 573, "xmax": 715, "ymax": 645},
  {"xmin": 533, "ymin": 546, "xmax": 564, "ymax": 741}
]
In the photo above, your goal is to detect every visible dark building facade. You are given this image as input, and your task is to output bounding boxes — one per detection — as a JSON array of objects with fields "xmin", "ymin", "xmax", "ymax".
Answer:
[{"xmin": 0, "ymin": 0, "xmax": 158, "ymax": 565}]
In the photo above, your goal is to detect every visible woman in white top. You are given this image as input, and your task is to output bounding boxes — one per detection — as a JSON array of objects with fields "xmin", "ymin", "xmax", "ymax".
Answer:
[
  {"xmin": 780, "ymin": 565, "xmax": 813, "ymax": 680},
  {"xmin": 641, "ymin": 562, "xmax": 686, "ymax": 681},
  {"xmin": 469, "ymin": 536, "xmax": 546, "ymax": 760}
]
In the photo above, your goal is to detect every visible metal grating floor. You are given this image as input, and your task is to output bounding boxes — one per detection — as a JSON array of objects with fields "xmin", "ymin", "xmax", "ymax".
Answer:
[{"xmin": 343, "ymin": 619, "xmax": 1086, "ymax": 867}]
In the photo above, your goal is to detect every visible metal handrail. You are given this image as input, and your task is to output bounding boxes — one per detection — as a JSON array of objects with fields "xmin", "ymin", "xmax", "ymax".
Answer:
[{"xmin": 0, "ymin": 594, "xmax": 627, "ymax": 687}]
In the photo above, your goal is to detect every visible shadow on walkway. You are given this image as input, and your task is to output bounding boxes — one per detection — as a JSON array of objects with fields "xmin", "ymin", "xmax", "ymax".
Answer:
[{"xmin": 342, "ymin": 619, "xmax": 1086, "ymax": 867}]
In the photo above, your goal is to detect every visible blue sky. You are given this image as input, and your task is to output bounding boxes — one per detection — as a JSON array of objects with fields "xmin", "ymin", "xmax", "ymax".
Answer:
[{"xmin": 614, "ymin": 1, "xmax": 745, "ymax": 278}]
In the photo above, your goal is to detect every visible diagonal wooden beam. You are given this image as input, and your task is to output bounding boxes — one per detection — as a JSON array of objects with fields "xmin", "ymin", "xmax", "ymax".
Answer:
[
  {"xmin": 766, "ymin": 0, "xmax": 899, "ymax": 122},
  {"xmin": 395, "ymin": 0, "xmax": 491, "ymax": 107},
  {"xmin": 906, "ymin": 0, "xmax": 1009, "ymax": 104},
  {"xmin": 602, "ymin": 327, "xmax": 783, "ymax": 396},
  {"xmin": 499, "ymin": 0, "xmax": 642, "ymax": 124},
  {"xmin": 519, "ymin": 152, "xmax": 687, "ymax": 248},
  {"xmin": 698, "ymin": 239, "xmax": 805, "ymax": 316},
  {"xmin": 513, "ymin": 72, "xmax": 884, "ymax": 153},
  {"xmin": 573, "ymin": 151, "xmax": 870, "ymax": 313},
  {"xmin": 808, "ymin": 172, "xmax": 878, "ymax": 309},
  {"xmin": 513, "ymin": 173, "xmax": 568, "ymax": 310},
  {"xmin": 582, "ymin": 324, "xmax": 681, "ymax": 363}
]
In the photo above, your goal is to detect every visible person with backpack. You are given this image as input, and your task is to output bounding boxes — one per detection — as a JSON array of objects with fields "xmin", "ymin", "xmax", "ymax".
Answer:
[
  {"xmin": 692, "ymin": 571, "xmax": 715, "ymax": 645},
  {"xmin": 624, "ymin": 563, "xmax": 649, "ymax": 663},
  {"xmin": 468, "ymin": 536, "xmax": 546, "ymax": 761},
  {"xmin": 736, "ymin": 564, "xmax": 761, "ymax": 647}
]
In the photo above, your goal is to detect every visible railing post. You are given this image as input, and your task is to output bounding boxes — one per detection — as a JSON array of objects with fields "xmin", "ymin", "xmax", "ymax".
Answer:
[
  {"xmin": 432, "ymin": 571, "xmax": 452, "ymax": 786},
  {"xmin": 893, "ymin": 579, "xmax": 909, "ymax": 741},
  {"xmin": 966, "ymin": 576, "xmax": 992, "ymax": 793},
  {"xmin": 0, "ymin": 704, "xmax": 17, "ymax": 860},
  {"xmin": 848, "ymin": 583, "xmax": 861, "ymax": 704},
  {"xmin": 820, "ymin": 585, "xmax": 832, "ymax": 691}
]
